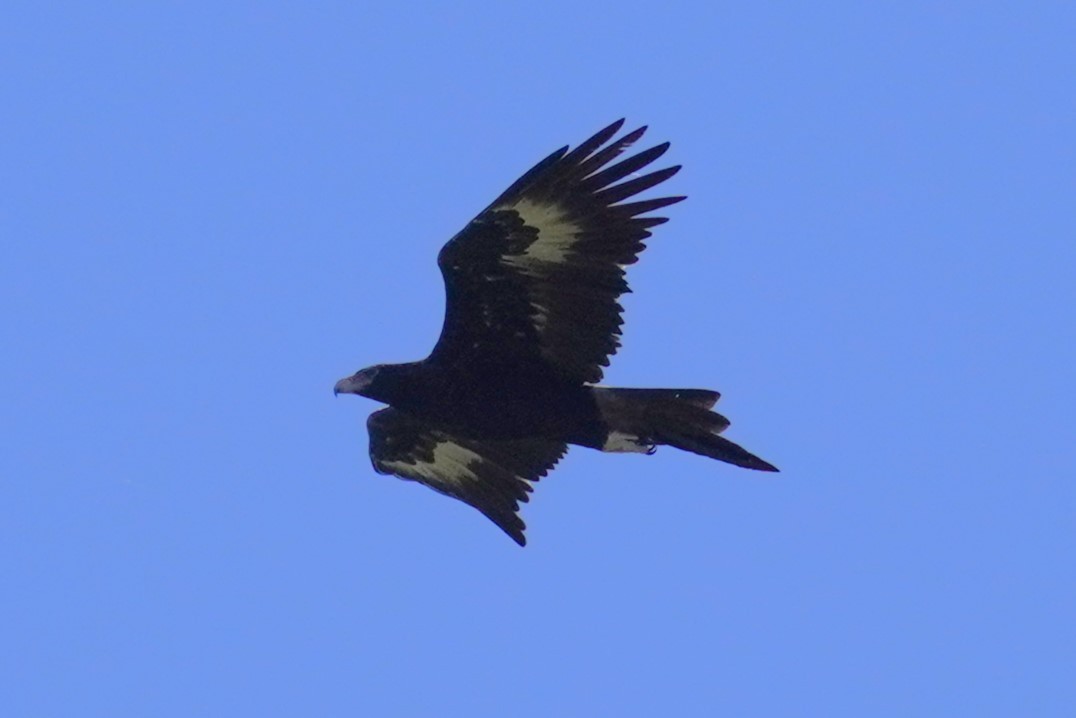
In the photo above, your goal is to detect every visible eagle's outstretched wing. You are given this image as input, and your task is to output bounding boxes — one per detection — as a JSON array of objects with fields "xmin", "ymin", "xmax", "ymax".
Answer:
[
  {"xmin": 429, "ymin": 119, "xmax": 685, "ymax": 384},
  {"xmin": 366, "ymin": 408, "xmax": 568, "ymax": 545}
]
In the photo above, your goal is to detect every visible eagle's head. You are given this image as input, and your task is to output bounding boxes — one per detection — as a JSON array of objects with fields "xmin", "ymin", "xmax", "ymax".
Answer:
[{"xmin": 333, "ymin": 365, "xmax": 384, "ymax": 399}]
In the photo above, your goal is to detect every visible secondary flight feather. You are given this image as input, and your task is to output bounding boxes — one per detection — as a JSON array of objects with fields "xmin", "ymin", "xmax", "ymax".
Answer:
[{"xmin": 335, "ymin": 119, "xmax": 777, "ymax": 545}]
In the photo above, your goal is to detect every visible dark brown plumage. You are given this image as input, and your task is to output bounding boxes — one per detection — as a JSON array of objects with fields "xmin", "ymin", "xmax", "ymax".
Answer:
[{"xmin": 335, "ymin": 120, "xmax": 777, "ymax": 545}]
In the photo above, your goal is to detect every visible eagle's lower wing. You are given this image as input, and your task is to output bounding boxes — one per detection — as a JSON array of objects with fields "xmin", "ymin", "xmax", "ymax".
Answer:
[
  {"xmin": 429, "ymin": 119, "xmax": 685, "ymax": 384},
  {"xmin": 366, "ymin": 408, "xmax": 568, "ymax": 545}
]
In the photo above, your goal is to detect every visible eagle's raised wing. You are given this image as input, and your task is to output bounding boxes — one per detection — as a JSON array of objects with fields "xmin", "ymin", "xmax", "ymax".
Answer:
[
  {"xmin": 366, "ymin": 408, "xmax": 568, "ymax": 545},
  {"xmin": 429, "ymin": 119, "xmax": 685, "ymax": 384}
]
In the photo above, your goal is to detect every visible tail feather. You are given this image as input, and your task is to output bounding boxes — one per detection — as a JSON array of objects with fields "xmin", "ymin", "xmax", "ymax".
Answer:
[
  {"xmin": 655, "ymin": 428, "xmax": 779, "ymax": 471},
  {"xmin": 593, "ymin": 387, "xmax": 778, "ymax": 472},
  {"xmin": 603, "ymin": 388, "xmax": 721, "ymax": 410}
]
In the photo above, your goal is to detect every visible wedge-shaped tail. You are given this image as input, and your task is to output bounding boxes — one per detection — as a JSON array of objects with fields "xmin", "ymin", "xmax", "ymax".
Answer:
[{"xmin": 593, "ymin": 387, "xmax": 778, "ymax": 471}]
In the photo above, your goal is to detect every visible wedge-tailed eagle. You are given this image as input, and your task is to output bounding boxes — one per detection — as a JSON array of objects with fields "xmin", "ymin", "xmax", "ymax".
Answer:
[{"xmin": 335, "ymin": 119, "xmax": 777, "ymax": 545}]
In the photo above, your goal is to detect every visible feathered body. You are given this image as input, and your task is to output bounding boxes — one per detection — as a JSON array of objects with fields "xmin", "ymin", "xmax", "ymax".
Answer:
[{"xmin": 335, "ymin": 120, "xmax": 777, "ymax": 545}]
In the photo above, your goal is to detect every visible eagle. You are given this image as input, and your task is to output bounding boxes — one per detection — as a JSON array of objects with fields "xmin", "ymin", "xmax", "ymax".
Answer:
[{"xmin": 335, "ymin": 119, "xmax": 777, "ymax": 545}]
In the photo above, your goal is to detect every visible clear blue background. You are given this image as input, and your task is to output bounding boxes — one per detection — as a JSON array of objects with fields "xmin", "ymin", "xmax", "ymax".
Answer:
[{"xmin": 3, "ymin": 3, "xmax": 1074, "ymax": 716}]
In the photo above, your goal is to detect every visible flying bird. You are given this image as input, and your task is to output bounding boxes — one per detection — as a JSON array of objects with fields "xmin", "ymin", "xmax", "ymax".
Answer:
[{"xmin": 335, "ymin": 119, "xmax": 777, "ymax": 545}]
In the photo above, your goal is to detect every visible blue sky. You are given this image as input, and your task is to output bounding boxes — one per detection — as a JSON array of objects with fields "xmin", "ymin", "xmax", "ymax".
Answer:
[{"xmin": 3, "ymin": 2, "xmax": 1074, "ymax": 716}]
